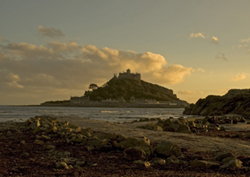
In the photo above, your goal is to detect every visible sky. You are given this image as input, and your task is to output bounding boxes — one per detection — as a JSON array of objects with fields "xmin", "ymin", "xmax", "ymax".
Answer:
[{"xmin": 1, "ymin": 0, "xmax": 250, "ymax": 105}]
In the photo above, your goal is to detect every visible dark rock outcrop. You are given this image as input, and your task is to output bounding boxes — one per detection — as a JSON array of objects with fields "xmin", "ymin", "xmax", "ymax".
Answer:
[{"xmin": 183, "ymin": 89, "xmax": 250, "ymax": 116}]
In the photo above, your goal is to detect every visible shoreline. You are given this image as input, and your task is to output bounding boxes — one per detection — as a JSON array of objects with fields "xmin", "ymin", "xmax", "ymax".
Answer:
[{"xmin": 0, "ymin": 115, "xmax": 250, "ymax": 176}]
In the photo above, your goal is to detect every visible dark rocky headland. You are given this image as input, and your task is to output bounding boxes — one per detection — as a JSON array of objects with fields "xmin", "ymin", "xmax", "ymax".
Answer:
[{"xmin": 184, "ymin": 89, "xmax": 250, "ymax": 116}]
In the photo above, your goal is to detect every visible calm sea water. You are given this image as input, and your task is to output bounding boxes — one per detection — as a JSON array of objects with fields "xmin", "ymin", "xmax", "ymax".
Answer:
[{"xmin": 0, "ymin": 106, "xmax": 186, "ymax": 123}]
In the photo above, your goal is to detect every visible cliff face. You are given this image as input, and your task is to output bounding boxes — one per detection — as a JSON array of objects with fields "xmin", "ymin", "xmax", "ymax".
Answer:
[
  {"xmin": 183, "ymin": 89, "xmax": 250, "ymax": 116},
  {"xmin": 84, "ymin": 77, "xmax": 187, "ymax": 104}
]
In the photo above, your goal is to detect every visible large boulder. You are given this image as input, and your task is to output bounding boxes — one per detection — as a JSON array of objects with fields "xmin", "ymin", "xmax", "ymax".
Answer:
[
  {"xmin": 154, "ymin": 141, "xmax": 181, "ymax": 157},
  {"xmin": 124, "ymin": 147, "xmax": 147, "ymax": 160}
]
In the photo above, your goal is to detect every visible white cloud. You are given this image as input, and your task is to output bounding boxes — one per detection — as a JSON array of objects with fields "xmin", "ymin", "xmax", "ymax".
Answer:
[
  {"xmin": 212, "ymin": 36, "xmax": 218, "ymax": 44},
  {"xmin": 231, "ymin": 73, "xmax": 248, "ymax": 81},
  {"xmin": 190, "ymin": 32, "xmax": 205, "ymax": 39},
  {"xmin": 241, "ymin": 37, "xmax": 250, "ymax": 43},
  {"xmin": 196, "ymin": 68, "xmax": 205, "ymax": 73},
  {"xmin": 38, "ymin": 25, "xmax": 65, "ymax": 38},
  {"xmin": 0, "ymin": 38, "xmax": 193, "ymax": 104}
]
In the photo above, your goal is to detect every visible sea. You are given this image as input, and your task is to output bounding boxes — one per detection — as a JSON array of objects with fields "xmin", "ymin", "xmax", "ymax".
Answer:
[{"xmin": 0, "ymin": 106, "xmax": 188, "ymax": 123}]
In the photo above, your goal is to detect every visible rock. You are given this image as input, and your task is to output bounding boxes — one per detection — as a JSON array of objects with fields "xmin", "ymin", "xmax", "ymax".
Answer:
[
  {"xmin": 55, "ymin": 162, "xmax": 69, "ymax": 169},
  {"xmin": 133, "ymin": 160, "xmax": 151, "ymax": 168},
  {"xmin": 44, "ymin": 145, "xmax": 55, "ymax": 150},
  {"xmin": 187, "ymin": 120, "xmax": 196, "ymax": 128},
  {"xmin": 119, "ymin": 137, "xmax": 150, "ymax": 149},
  {"xmin": 116, "ymin": 134, "xmax": 129, "ymax": 142},
  {"xmin": 34, "ymin": 140, "xmax": 44, "ymax": 145},
  {"xmin": 183, "ymin": 89, "xmax": 250, "ymax": 116},
  {"xmin": 167, "ymin": 155, "xmax": 182, "ymax": 164},
  {"xmin": 124, "ymin": 147, "xmax": 147, "ymax": 160},
  {"xmin": 61, "ymin": 157, "xmax": 77, "ymax": 165},
  {"xmin": 220, "ymin": 158, "xmax": 243, "ymax": 169},
  {"xmin": 152, "ymin": 158, "xmax": 166, "ymax": 165},
  {"xmin": 20, "ymin": 140, "xmax": 25, "ymax": 145},
  {"xmin": 20, "ymin": 152, "xmax": 29, "ymax": 158},
  {"xmin": 154, "ymin": 141, "xmax": 181, "ymax": 157},
  {"xmin": 214, "ymin": 152, "xmax": 235, "ymax": 161},
  {"xmin": 222, "ymin": 157, "xmax": 236, "ymax": 164},
  {"xmin": 138, "ymin": 123, "xmax": 163, "ymax": 131},
  {"xmin": 220, "ymin": 126, "xmax": 226, "ymax": 131},
  {"xmin": 76, "ymin": 161, "xmax": 85, "ymax": 167},
  {"xmin": 177, "ymin": 124, "xmax": 191, "ymax": 133},
  {"xmin": 86, "ymin": 138, "xmax": 108, "ymax": 148},
  {"xmin": 191, "ymin": 160, "xmax": 220, "ymax": 169}
]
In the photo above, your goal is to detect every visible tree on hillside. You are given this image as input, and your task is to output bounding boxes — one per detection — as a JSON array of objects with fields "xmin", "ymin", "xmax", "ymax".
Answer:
[{"xmin": 89, "ymin": 83, "xmax": 98, "ymax": 91}]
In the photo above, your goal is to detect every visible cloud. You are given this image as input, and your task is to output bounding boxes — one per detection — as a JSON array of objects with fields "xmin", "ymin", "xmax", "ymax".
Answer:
[
  {"xmin": 215, "ymin": 52, "xmax": 228, "ymax": 61},
  {"xmin": 241, "ymin": 37, "xmax": 250, "ymax": 43},
  {"xmin": 0, "ymin": 38, "xmax": 193, "ymax": 104},
  {"xmin": 212, "ymin": 36, "xmax": 218, "ymax": 44},
  {"xmin": 190, "ymin": 32, "xmax": 205, "ymax": 39},
  {"xmin": 0, "ymin": 36, "xmax": 9, "ymax": 43},
  {"xmin": 38, "ymin": 25, "xmax": 65, "ymax": 38},
  {"xmin": 231, "ymin": 73, "xmax": 248, "ymax": 81},
  {"xmin": 196, "ymin": 68, "xmax": 205, "ymax": 73},
  {"xmin": 178, "ymin": 90, "xmax": 203, "ymax": 95}
]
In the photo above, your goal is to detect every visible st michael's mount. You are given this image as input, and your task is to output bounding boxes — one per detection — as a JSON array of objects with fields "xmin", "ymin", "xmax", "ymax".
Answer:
[{"xmin": 41, "ymin": 69, "xmax": 189, "ymax": 108}]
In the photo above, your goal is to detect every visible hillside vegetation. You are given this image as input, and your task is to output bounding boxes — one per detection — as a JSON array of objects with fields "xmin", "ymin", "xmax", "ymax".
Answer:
[
  {"xmin": 183, "ymin": 89, "xmax": 250, "ymax": 116},
  {"xmin": 84, "ymin": 77, "xmax": 184, "ymax": 103}
]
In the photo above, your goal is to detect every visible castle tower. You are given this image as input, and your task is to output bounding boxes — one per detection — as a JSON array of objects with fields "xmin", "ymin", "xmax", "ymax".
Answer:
[{"xmin": 127, "ymin": 69, "xmax": 131, "ymax": 74}]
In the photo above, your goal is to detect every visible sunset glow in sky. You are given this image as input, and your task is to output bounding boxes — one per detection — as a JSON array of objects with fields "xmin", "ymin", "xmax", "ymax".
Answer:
[{"xmin": 1, "ymin": 1, "xmax": 250, "ymax": 105}]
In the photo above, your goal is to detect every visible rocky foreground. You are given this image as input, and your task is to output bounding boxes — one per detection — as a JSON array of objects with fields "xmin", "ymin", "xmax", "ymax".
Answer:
[{"xmin": 0, "ymin": 116, "xmax": 250, "ymax": 176}]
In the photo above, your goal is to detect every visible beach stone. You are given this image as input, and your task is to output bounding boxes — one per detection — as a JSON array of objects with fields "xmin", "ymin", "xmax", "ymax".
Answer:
[
  {"xmin": 138, "ymin": 123, "xmax": 163, "ymax": 131},
  {"xmin": 20, "ymin": 140, "xmax": 25, "ymax": 145},
  {"xmin": 34, "ymin": 140, "xmax": 44, "ymax": 145},
  {"xmin": 167, "ymin": 155, "xmax": 182, "ymax": 164},
  {"xmin": 61, "ymin": 157, "xmax": 77, "ymax": 165},
  {"xmin": 222, "ymin": 157, "xmax": 237, "ymax": 164},
  {"xmin": 191, "ymin": 160, "xmax": 220, "ymax": 169},
  {"xmin": 187, "ymin": 120, "xmax": 196, "ymax": 128},
  {"xmin": 164, "ymin": 124, "xmax": 179, "ymax": 132},
  {"xmin": 124, "ymin": 147, "xmax": 147, "ymax": 160},
  {"xmin": 116, "ymin": 134, "xmax": 129, "ymax": 142},
  {"xmin": 154, "ymin": 141, "xmax": 181, "ymax": 157},
  {"xmin": 177, "ymin": 124, "xmax": 191, "ymax": 133},
  {"xmin": 119, "ymin": 137, "xmax": 150, "ymax": 149},
  {"xmin": 20, "ymin": 152, "xmax": 29, "ymax": 158},
  {"xmin": 45, "ymin": 126, "xmax": 58, "ymax": 134},
  {"xmin": 44, "ymin": 145, "xmax": 55, "ymax": 150},
  {"xmin": 56, "ymin": 162, "xmax": 69, "ymax": 169},
  {"xmin": 157, "ymin": 119, "xmax": 172, "ymax": 127},
  {"xmin": 76, "ymin": 161, "xmax": 86, "ymax": 167},
  {"xmin": 214, "ymin": 152, "xmax": 235, "ymax": 161},
  {"xmin": 134, "ymin": 160, "xmax": 151, "ymax": 168},
  {"xmin": 220, "ymin": 158, "xmax": 243, "ymax": 169},
  {"xmin": 220, "ymin": 126, "xmax": 226, "ymax": 131},
  {"xmin": 86, "ymin": 139, "xmax": 108, "ymax": 148},
  {"xmin": 152, "ymin": 158, "xmax": 166, "ymax": 165}
]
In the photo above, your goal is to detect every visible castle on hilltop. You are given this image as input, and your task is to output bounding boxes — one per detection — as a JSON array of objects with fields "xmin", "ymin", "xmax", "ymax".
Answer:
[{"xmin": 114, "ymin": 69, "xmax": 141, "ymax": 81}]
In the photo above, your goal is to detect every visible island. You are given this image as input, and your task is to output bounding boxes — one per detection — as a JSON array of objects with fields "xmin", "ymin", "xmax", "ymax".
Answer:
[{"xmin": 41, "ymin": 69, "xmax": 189, "ymax": 108}]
